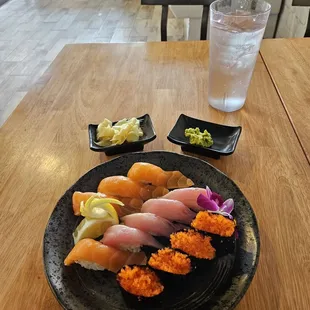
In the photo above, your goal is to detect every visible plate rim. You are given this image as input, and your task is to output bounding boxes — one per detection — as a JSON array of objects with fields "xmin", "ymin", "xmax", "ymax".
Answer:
[{"xmin": 43, "ymin": 151, "xmax": 260, "ymax": 310}]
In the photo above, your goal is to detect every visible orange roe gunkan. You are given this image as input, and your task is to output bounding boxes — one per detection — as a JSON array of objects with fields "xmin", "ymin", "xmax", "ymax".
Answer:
[
  {"xmin": 170, "ymin": 229, "xmax": 216, "ymax": 259},
  {"xmin": 191, "ymin": 211, "xmax": 236, "ymax": 237},
  {"xmin": 148, "ymin": 248, "xmax": 191, "ymax": 275},
  {"xmin": 117, "ymin": 266, "xmax": 164, "ymax": 297}
]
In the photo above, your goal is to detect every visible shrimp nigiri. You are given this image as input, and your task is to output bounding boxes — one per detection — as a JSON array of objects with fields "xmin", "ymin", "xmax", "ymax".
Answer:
[
  {"xmin": 97, "ymin": 176, "xmax": 168, "ymax": 200},
  {"xmin": 163, "ymin": 188, "xmax": 206, "ymax": 212},
  {"xmin": 121, "ymin": 213, "xmax": 186, "ymax": 237},
  {"xmin": 127, "ymin": 162, "xmax": 194, "ymax": 189},
  {"xmin": 64, "ymin": 238, "xmax": 146, "ymax": 273},
  {"xmin": 100, "ymin": 225, "xmax": 163, "ymax": 252},
  {"xmin": 72, "ymin": 191, "xmax": 143, "ymax": 217},
  {"xmin": 141, "ymin": 199, "xmax": 196, "ymax": 224}
]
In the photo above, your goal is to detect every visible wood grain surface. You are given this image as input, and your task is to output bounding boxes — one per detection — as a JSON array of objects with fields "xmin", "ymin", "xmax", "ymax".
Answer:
[
  {"xmin": 0, "ymin": 0, "xmax": 184, "ymax": 127},
  {"xmin": 260, "ymin": 38, "xmax": 310, "ymax": 164},
  {"xmin": 0, "ymin": 41, "xmax": 309, "ymax": 310}
]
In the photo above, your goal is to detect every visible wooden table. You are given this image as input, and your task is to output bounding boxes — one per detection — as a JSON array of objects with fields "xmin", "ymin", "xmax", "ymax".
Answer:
[
  {"xmin": 1, "ymin": 40, "xmax": 310, "ymax": 310},
  {"xmin": 261, "ymin": 38, "xmax": 310, "ymax": 163}
]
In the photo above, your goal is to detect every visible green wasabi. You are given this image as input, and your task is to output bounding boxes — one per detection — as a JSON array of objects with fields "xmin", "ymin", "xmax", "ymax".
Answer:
[{"xmin": 184, "ymin": 127, "xmax": 213, "ymax": 148}]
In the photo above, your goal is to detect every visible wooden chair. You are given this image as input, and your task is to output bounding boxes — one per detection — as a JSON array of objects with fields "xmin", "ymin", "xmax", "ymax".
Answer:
[
  {"xmin": 291, "ymin": 0, "xmax": 310, "ymax": 37},
  {"xmin": 141, "ymin": 0, "xmax": 214, "ymax": 41}
]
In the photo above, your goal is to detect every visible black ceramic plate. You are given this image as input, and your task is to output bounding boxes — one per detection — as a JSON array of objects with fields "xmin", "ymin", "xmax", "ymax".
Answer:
[
  {"xmin": 167, "ymin": 114, "xmax": 242, "ymax": 159},
  {"xmin": 89, "ymin": 114, "xmax": 156, "ymax": 155},
  {"xmin": 43, "ymin": 151, "xmax": 259, "ymax": 310}
]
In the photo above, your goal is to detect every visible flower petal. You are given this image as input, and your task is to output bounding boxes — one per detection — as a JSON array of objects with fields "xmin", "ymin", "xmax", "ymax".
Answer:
[
  {"xmin": 197, "ymin": 194, "xmax": 219, "ymax": 211},
  {"xmin": 220, "ymin": 199, "xmax": 234, "ymax": 213},
  {"xmin": 205, "ymin": 186, "xmax": 212, "ymax": 199},
  {"xmin": 211, "ymin": 192, "xmax": 224, "ymax": 206},
  {"xmin": 209, "ymin": 210, "xmax": 233, "ymax": 220}
]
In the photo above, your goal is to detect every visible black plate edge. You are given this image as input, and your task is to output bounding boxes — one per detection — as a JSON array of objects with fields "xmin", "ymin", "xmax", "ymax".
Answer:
[
  {"xmin": 228, "ymin": 223, "xmax": 260, "ymax": 310},
  {"xmin": 42, "ymin": 237, "xmax": 65, "ymax": 308},
  {"xmin": 43, "ymin": 151, "xmax": 260, "ymax": 310}
]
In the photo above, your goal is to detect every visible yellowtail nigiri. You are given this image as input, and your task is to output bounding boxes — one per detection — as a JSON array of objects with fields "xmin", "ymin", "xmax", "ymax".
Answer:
[
  {"xmin": 141, "ymin": 198, "xmax": 196, "ymax": 224},
  {"xmin": 163, "ymin": 188, "xmax": 206, "ymax": 212},
  {"xmin": 100, "ymin": 225, "xmax": 163, "ymax": 252},
  {"xmin": 121, "ymin": 213, "xmax": 186, "ymax": 237}
]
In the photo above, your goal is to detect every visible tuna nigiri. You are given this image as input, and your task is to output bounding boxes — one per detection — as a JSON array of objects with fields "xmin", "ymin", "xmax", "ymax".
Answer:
[
  {"xmin": 121, "ymin": 213, "xmax": 186, "ymax": 237},
  {"xmin": 100, "ymin": 225, "xmax": 163, "ymax": 252},
  {"xmin": 64, "ymin": 238, "xmax": 146, "ymax": 273},
  {"xmin": 127, "ymin": 162, "xmax": 194, "ymax": 189},
  {"xmin": 72, "ymin": 191, "xmax": 143, "ymax": 217},
  {"xmin": 163, "ymin": 188, "xmax": 206, "ymax": 212},
  {"xmin": 141, "ymin": 199, "xmax": 196, "ymax": 224},
  {"xmin": 97, "ymin": 176, "xmax": 168, "ymax": 200}
]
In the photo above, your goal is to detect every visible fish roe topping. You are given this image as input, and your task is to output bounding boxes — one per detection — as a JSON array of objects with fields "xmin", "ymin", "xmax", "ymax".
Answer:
[
  {"xmin": 170, "ymin": 230, "xmax": 216, "ymax": 259},
  {"xmin": 148, "ymin": 248, "xmax": 191, "ymax": 275},
  {"xmin": 191, "ymin": 211, "xmax": 236, "ymax": 237},
  {"xmin": 117, "ymin": 266, "xmax": 163, "ymax": 297}
]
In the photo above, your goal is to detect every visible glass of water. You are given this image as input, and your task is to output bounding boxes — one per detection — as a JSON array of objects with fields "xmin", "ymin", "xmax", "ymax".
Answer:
[{"xmin": 208, "ymin": 0, "xmax": 271, "ymax": 112}]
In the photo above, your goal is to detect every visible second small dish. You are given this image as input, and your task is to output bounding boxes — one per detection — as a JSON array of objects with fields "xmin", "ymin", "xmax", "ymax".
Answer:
[{"xmin": 167, "ymin": 114, "xmax": 242, "ymax": 159}]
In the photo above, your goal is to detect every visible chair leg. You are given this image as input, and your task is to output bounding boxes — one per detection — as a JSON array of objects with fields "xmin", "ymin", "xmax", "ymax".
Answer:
[
  {"xmin": 305, "ymin": 10, "xmax": 310, "ymax": 37},
  {"xmin": 200, "ymin": 5, "xmax": 209, "ymax": 40},
  {"xmin": 161, "ymin": 5, "xmax": 168, "ymax": 41}
]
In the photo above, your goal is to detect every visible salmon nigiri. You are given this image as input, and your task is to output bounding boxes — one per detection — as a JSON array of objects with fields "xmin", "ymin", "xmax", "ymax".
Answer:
[
  {"xmin": 97, "ymin": 176, "xmax": 168, "ymax": 200},
  {"xmin": 141, "ymin": 199, "xmax": 196, "ymax": 224},
  {"xmin": 163, "ymin": 188, "xmax": 206, "ymax": 212},
  {"xmin": 72, "ymin": 191, "xmax": 143, "ymax": 217},
  {"xmin": 64, "ymin": 238, "xmax": 146, "ymax": 273},
  {"xmin": 100, "ymin": 225, "xmax": 163, "ymax": 252},
  {"xmin": 127, "ymin": 162, "xmax": 194, "ymax": 189}
]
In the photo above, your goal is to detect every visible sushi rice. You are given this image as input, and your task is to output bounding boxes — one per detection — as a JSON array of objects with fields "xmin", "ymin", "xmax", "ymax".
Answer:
[{"xmin": 78, "ymin": 261, "xmax": 106, "ymax": 271}]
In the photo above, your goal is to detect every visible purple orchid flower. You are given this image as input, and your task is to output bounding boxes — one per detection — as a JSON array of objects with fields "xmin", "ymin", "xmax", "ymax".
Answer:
[{"xmin": 197, "ymin": 186, "xmax": 234, "ymax": 219}]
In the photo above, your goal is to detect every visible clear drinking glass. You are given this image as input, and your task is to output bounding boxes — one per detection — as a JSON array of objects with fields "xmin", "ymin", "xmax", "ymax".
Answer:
[{"xmin": 208, "ymin": 0, "xmax": 271, "ymax": 112}]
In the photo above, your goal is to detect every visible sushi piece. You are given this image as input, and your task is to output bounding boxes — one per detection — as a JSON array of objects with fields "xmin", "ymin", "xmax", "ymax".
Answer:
[
  {"xmin": 73, "ymin": 217, "xmax": 117, "ymax": 245},
  {"xmin": 127, "ymin": 162, "xmax": 194, "ymax": 189},
  {"xmin": 163, "ymin": 188, "xmax": 207, "ymax": 212},
  {"xmin": 191, "ymin": 211, "xmax": 236, "ymax": 237},
  {"xmin": 115, "ymin": 197, "xmax": 144, "ymax": 217},
  {"xmin": 64, "ymin": 238, "xmax": 146, "ymax": 273},
  {"xmin": 72, "ymin": 191, "xmax": 143, "ymax": 217},
  {"xmin": 170, "ymin": 229, "xmax": 216, "ymax": 260},
  {"xmin": 121, "ymin": 213, "xmax": 186, "ymax": 237},
  {"xmin": 117, "ymin": 265, "xmax": 164, "ymax": 298},
  {"xmin": 97, "ymin": 176, "xmax": 168, "ymax": 200},
  {"xmin": 72, "ymin": 192, "xmax": 106, "ymax": 216},
  {"xmin": 141, "ymin": 199, "xmax": 196, "ymax": 224},
  {"xmin": 148, "ymin": 248, "xmax": 192, "ymax": 275},
  {"xmin": 100, "ymin": 225, "xmax": 163, "ymax": 252}
]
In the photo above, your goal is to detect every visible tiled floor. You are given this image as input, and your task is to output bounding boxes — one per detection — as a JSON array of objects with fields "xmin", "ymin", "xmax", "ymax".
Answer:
[{"xmin": 0, "ymin": 0, "xmax": 184, "ymax": 126}]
